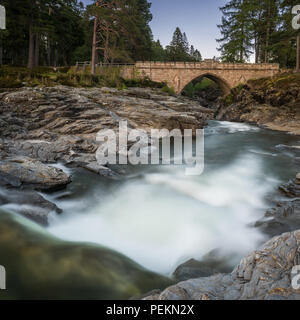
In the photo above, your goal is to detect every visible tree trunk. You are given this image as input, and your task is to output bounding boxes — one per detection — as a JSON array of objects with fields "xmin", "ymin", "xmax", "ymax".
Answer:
[
  {"xmin": 255, "ymin": 32, "xmax": 260, "ymax": 64},
  {"xmin": 63, "ymin": 54, "xmax": 68, "ymax": 66},
  {"xmin": 297, "ymin": 34, "xmax": 300, "ymax": 71},
  {"xmin": 27, "ymin": 25, "xmax": 35, "ymax": 69},
  {"xmin": 264, "ymin": 1, "xmax": 271, "ymax": 63},
  {"xmin": 0, "ymin": 47, "xmax": 2, "ymax": 65},
  {"xmin": 104, "ymin": 29, "xmax": 109, "ymax": 64},
  {"xmin": 47, "ymin": 39, "xmax": 51, "ymax": 66},
  {"xmin": 91, "ymin": 18, "xmax": 98, "ymax": 75},
  {"xmin": 34, "ymin": 33, "xmax": 39, "ymax": 67}
]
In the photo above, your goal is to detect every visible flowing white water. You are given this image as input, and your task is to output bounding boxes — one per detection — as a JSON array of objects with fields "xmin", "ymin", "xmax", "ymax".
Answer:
[{"xmin": 45, "ymin": 121, "xmax": 300, "ymax": 275}]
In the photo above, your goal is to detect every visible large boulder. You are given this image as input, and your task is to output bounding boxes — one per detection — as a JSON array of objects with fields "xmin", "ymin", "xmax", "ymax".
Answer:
[
  {"xmin": 173, "ymin": 250, "xmax": 234, "ymax": 282},
  {"xmin": 255, "ymin": 199, "xmax": 300, "ymax": 237},
  {"xmin": 279, "ymin": 175, "xmax": 300, "ymax": 198},
  {"xmin": 0, "ymin": 157, "xmax": 71, "ymax": 191},
  {"xmin": 0, "ymin": 188, "xmax": 62, "ymax": 226},
  {"xmin": 215, "ymin": 73, "xmax": 300, "ymax": 135},
  {"xmin": 0, "ymin": 209, "xmax": 172, "ymax": 299},
  {"xmin": 0, "ymin": 86, "xmax": 213, "ymax": 179},
  {"xmin": 144, "ymin": 230, "xmax": 300, "ymax": 300}
]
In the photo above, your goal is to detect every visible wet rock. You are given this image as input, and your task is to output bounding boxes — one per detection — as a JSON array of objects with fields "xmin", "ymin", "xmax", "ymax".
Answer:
[
  {"xmin": 0, "ymin": 209, "xmax": 173, "ymax": 299},
  {"xmin": 215, "ymin": 74, "xmax": 300, "ymax": 135},
  {"xmin": 279, "ymin": 176, "xmax": 300, "ymax": 198},
  {"xmin": 0, "ymin": 157, "xmax": 71, "ymax": 191},
  {"xmin": 83, "ymin": 162, "xmax": 119, "ymax": 178},
  {"xmin": 275, "ymin": 144, "xmax": 300, "ymax": 155},
  {"xmin": 173, "ymin": 251, "xmax": 234, "ymax": 281},
  {"xmin": 0, "ymin": 86, "xmax": 213, "ymax": 180},
  {"xmin": 144, "ymin": 230, "xmax": 300, "ymax": 300},
  {"xmin": 255, "ymin": 200, "xmax": 300, "ymax": 237},
  {"xmin": 0, "ymin": 188, "xmax": 62, "ymax": 225}
]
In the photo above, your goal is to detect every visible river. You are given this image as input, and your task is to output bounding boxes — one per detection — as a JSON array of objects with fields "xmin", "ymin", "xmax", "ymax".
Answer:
[{"xmin": 45, "ymin": 120, "xmax": 299, "ymax": 276}]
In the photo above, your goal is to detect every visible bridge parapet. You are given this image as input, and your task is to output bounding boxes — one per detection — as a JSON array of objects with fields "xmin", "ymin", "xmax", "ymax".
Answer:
[
  {"xmin": 134, "ymin": 61, "xmax": 280, "ymax": 94},
  {"xmin": 136, "ymin": 61, "xmax": 279, "ymax": 71}
]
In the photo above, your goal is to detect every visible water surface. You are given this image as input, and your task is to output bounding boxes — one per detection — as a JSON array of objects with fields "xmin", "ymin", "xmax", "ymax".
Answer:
[{"xmin": 46, "ymin": 121, "xmax": 300, "ymax": 275}]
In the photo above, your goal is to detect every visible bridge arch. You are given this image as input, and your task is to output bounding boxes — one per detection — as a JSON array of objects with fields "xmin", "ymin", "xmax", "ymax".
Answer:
[
  {"xmin": 133, "ymin": 61, "xmax": 280, "ymax": 95},
  {"xmin": 179, "ymin": 72, "xmax": 231, "ymax": 95}
]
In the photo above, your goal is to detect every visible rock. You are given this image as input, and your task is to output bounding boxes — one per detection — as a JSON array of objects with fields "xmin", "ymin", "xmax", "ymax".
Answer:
[
  {"xmin": 83, "ymin": 162, "xmax": 119, "ymax": 178},
  {"xmin": 275, "ymin": 144, "xmax": 300, "ymax": 155},
  {"xmin": 215, "ymin": 73, "xmax": 300, "ymax": 135},
  {"xmin": 144, "ymin": 230, "xmax": 300, "ymax": 300},
  {"xmin": 0, "ymin": 157, "xmax": 71, "ymax": 191},
  {"xmin": 0, "ymin": 86, "xmax": 213, "ymax": 180},
  {"xmin": 173, "ymin": 250, "xmax": 234, "ymax": 281},
  {"xmin": 0, "ymin": 209, "xmax": 173, "ymax": 299},
  {"xmin": 279, "ymin": 177, "xmax": 300, "ymax": 198},
  {"xmin": 0, "ymin": 188, "xmax": 62, "ymax": 225},
  {"xmin": 255, "ymin": 200, "xmax": 300, "ymax": 237}
]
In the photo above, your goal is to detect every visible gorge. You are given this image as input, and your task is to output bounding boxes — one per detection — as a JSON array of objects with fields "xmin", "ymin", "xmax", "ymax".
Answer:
[{"xmin": 0, "ymin": 71, "xmax": 299, "ymax": 299}]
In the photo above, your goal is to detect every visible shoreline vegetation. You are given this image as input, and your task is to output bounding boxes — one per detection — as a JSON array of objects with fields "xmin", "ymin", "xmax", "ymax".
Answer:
[
  {"xmin": 216, "ymin": 71, "xmax": 300, "ymax": 135},
  {"xmin": 0, "ymin": 65, "xmax": 175, "ymax": 93}
]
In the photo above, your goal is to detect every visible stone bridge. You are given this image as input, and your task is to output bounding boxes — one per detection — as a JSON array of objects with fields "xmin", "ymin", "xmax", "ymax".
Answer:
[{"xmin": 125, "ymin": 60, "xmax": 280, "ymax": 94}]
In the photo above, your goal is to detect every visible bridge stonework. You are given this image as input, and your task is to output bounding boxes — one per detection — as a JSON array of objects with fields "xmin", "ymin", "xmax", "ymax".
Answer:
[{"xmin": 130, "ymin": 61, "xmax": 280, "ymax": 94}]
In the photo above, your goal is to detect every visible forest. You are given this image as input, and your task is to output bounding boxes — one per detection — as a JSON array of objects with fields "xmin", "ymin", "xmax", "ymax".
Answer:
[
  {"xmin": 0, "ymin": 0, "xmax": 299, "ymax": 69},
  {"xmin": 0, "ymin": 0, "xmax": 202, "ymax": 68},
  {"xmin": 217, "ymin": 0, "xmax": 300, "ymax": 67}
]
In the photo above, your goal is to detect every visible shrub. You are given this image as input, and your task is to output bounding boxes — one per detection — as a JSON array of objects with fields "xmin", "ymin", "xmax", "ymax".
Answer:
[{"xmin": 161, "ymin": 85, "xmax": 175, "ymax": 95}]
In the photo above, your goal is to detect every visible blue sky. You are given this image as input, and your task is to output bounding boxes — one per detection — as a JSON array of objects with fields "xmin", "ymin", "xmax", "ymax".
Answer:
[{"xmin": 82, "ymin": 0, "xmax": 226, "ymax": 59}]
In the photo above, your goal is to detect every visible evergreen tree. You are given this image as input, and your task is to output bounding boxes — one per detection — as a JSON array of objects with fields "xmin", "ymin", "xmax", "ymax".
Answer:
[
  {"xmin": 89, "ymin": 0, "xmax": 153, "ymax": 72},
  {"xmin": 166, "ymin": 27, "xmax": 190, "ymax": 61},
  {"xmin": 190, "ymin": 45, "xmax": 195, "ymax": 57},
  {"xmin": 218, "ymin": 0, "xmax": 300, "ymax": 68},
  {"xmin": 151, "ymin": 40, "xmax": 166, "ymax": 61},
  {"xmin": 193, "ymin": 49, "xmax": 202, "ymax": 61},
  {"xmin": 217, "ymin": 0, "xmax": 253, "ymax": 62},
  {"xmin": 1, "ymin": 0, "xmax": 85, "ymax": 67}
]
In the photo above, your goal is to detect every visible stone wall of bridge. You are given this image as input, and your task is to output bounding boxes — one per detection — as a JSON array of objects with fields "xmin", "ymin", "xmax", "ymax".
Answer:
[{"xmin": 130, "ymin": 61, "xmax": 280, "ymax": 94}]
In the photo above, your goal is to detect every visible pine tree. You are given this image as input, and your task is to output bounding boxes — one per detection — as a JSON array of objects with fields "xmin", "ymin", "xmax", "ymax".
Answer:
[
  {"xmin": 193, "ymin": 49, "xmax": 202, "ymax": 61},
  {"xmin": 190, "ymin": 45, "xmax": 195, "ymax": 57},
  {"xmin": 217, "ymin": 0, "xmax": 253, "ymax": 62},
  {"xmin": 166, "ymin": 27, "xmax": 189, "ymax": 61},
  {"xmin": 151, "ymin": 40, "xmax": 166, "ymax": 61}
]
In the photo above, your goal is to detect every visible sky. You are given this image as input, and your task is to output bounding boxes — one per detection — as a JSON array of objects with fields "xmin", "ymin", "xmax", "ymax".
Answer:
[{"xmin": 83, "ymin": 0, "xmax": 226, "ymax": 59}]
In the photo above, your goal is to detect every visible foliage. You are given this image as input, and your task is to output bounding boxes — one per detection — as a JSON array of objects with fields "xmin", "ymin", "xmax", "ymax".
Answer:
[
  {"xmin": 217, "ymin": 0, "xmax": 300, "ymax": 67},
  {"xmin": 0, "ymin": 65, "xmax": 166, "ymax": 89},
  {"xmin": 164, "ymin": 27, "xmax": 202, "ymax": 62},
  {"xmin": 182, "ymin": 77, "xmax": 215, "ymax": 98},
  {"xmin": 161, "ymin": 85, "xmax": 175, "ymax": 95}
]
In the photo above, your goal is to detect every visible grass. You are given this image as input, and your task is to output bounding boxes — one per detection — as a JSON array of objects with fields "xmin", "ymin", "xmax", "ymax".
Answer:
[
  {"xmin": 247, "ymin": 72, "xmax": 300, "ymax": 90},
  {"xmin": 221, "ymin": 71, "xmax": 300, "ymax": 107},
  {"xmin": 0, "ymin": 65, "xmax": 166, "ymax": 90}
]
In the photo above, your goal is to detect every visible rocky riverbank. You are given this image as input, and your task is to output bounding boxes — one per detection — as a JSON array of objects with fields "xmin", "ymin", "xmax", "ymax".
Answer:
[
  {"xmin": 0, "ymin": 86, "xmax": 213, "ymax": 224},
  {"xmin": 142, "ymin": 73, "xmax": 300, "ymax": 300},
  {"xmin": 142, "ymin": 172, "xmax": 300, "ymax": 300},
  {"xmin": 144, "ymin": 228, "xmax": 300, "ymax": 300},
  {"xmin": 1, "ymin": 83, "xmax": 299, "ymax": 300},
  {"xmin": 215, "ymin": 72, "xmax": 300, "ymax": 135}
]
